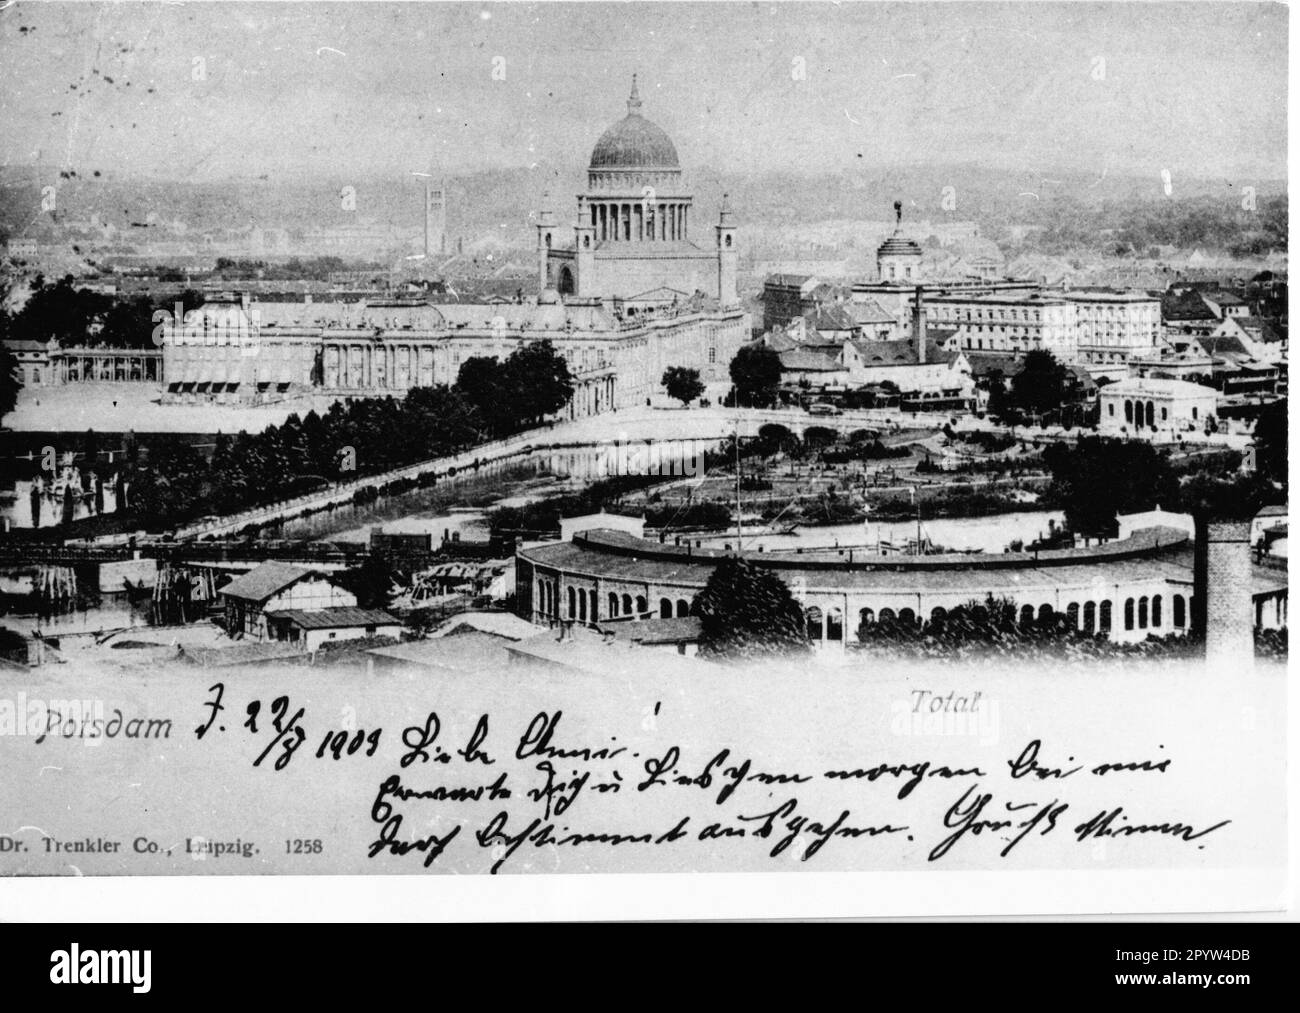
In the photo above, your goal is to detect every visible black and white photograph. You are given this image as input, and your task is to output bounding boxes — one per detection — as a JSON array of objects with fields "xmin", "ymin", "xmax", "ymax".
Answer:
[{"xmin": 0, "ymin": 0, "xmax": 1290, "ymax": 935}]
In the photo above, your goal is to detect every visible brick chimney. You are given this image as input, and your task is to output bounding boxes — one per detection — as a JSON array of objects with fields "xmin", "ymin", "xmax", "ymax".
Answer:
[
  {"xmin": 912, "ymin": 285, "xmax": 926, "ymax": 365},
  {"xmin": 1193, "ymin": 517, "xmax": 1254, "ymax": 668}
]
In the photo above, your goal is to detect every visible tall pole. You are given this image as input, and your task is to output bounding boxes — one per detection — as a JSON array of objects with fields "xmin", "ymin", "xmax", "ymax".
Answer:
[
  {"xmin": 912, "ymin": 486, "xmax": 921, "ymax": 555},
  {"xmin": 734, "ymin": 418, "xmax": 743, "ymax": 554}
]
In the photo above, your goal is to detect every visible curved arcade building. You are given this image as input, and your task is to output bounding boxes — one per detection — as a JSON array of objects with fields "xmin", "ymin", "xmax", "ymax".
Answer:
[{"xmin": 516, "ymin": 525, "xmax": 1288, "ymax": 651}]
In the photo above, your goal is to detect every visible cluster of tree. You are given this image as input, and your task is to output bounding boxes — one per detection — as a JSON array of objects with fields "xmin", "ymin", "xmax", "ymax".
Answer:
[
  {"xmin": 1252, "ymin": 398, "xmax": 1287, "ymax": 486},
  {"xmin": 820, "ymin": 439, "xmax": 911, "ymax": 465},
  {"xmin": 125, "ymin": 341, "xmax": 572, "ymax": 529},
  {"xmin": 0, "ymin": 275, "xmax": 204, "ymax": 350},
  {"xmin": 454, "ymin": 341, "xmax": 574, "ymax": 436},
  {"xmin": 985, "ymin": 351, "xmax": 1080, "ymax": 422},
  {"xmin": 212, "ymin": 256, "xmax": 379, "ymax": 281},
  {"xmin": 488, "ymin": 475, "xmax": 664, "ymax": 538},
  {"xmin": 1042, "ymin": 438, "xmax": 1178, "ymax": 536},
  {"xmin": 945, "ymin": 427, "xmax": 1017, "ymax": 453},
  {"xmin": 643, "ymin": 501, "xmax": 733, "ymax": 530},
  {"xmin": 0, "ymin": 342, "xmax": 18, "ymax": 420},
  {"xmin": 1043, "ymin": 436, "xmax": 1285, "ymax": 537}
]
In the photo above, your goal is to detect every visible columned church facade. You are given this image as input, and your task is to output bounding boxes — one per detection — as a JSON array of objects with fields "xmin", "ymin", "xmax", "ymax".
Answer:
[{"xmin": 537, "ymin": 76, "xmax": 741, "ymax": 315}]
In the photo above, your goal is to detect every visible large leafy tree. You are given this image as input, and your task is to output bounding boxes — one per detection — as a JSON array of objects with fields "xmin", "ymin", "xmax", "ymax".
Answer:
[
  {"xmin": 502, "ymin": 339, "xmax": 573, "ymax": 427},
  {"xmin": 1252, "ymin": 398, "xmax": 1287, "ymax": 486},
  {"xmin": 456, "ymin": 356, "xmax": 511, "ymax": 436},
  {"xmin": 729, "ymin": 344, "xmax": 783, "ymax": 408},
  {"xmin": 693, "ymin": 557, "xmax": 808, "ymax": 659},
  {"xmin": 661, "ymin": 366, "xmax": 705, "ymax": 407},
  {"xmin": 1010, "ymin": 350, "xmax": 1069, "ymax": 417}
]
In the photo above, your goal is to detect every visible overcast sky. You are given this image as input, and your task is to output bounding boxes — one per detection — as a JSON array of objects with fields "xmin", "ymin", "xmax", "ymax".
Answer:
[{"xmin": 0, "ymin": 1, "xmax": 1287, "ymax": 183}]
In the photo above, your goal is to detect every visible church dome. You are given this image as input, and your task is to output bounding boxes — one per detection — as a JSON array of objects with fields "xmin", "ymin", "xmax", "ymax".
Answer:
[{"xmin": 589, "ymin": 76, "xmax": 680, "ymax": 170}]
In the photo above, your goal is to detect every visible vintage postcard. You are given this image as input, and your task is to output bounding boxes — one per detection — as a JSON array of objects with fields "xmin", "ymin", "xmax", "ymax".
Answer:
[{"xmin": 0, "ymin": 0, "xmax": 1289, "ymax": 920}]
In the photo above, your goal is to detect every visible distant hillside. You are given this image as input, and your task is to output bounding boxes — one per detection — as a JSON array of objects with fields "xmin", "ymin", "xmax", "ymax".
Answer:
[{"xmin": 0, "ymin": 162, "xmax": 1287, "ymax": 260}]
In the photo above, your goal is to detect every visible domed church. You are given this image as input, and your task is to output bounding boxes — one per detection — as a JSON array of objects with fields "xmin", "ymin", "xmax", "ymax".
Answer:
[{"xmin": 537, "ymin": 75, "xmax": 738, "ymax": 307}]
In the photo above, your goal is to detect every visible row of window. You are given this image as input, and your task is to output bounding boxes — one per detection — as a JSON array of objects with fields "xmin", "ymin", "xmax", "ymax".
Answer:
[
  {"xmin": 803, "ymin": 594, "xmax": 1190, "ymax": 641},
  {"xmin": 536, "ymin": 581, "xmax": 1191, "ymax": 639},
  {"xmin": 534, "ymin": 581, "xmax": 693, "ymax": 623}
]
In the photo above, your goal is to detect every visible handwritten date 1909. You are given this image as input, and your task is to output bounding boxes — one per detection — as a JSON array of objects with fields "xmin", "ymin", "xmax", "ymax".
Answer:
[{"xmin": 193, "ymin": 683, "xmax": 378, "ymax": 770}]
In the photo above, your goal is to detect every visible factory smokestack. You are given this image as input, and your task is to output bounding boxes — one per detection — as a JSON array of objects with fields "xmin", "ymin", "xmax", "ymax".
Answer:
[
  {"xmin": 1193, "ymin": 516, "xmax": 1255, "ymax": 669},
  {"xmin": 912, "ymin": 285, "xmax": 926, "ymax": 365}
]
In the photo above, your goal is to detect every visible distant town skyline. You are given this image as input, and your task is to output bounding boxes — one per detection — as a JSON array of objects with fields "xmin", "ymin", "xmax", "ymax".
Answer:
[{"xmin": 0, "ymin": 1, "xmax": 1287, "ymax": 187}]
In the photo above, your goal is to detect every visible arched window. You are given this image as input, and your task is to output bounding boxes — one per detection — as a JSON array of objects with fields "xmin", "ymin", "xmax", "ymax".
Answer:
[
  {"xmin": 1066, "ymin": 602, "xmax": 1080, "ymax": 629},
  {"xmin": 589, "ymin": 589, "xmax": 597, "ymax": 622},
  {"xmin": 622, "ymin": 593, "xmax": 633, "ymax": 615},
  {"xmin": 1083, "ymin": 601, "xmax": 1096, "ymax": 633},
  {"xmin": 579, "ymin": 591, "xmax": 588, "ymax": 623},
  {"xmin": 929, "ymin": 606, "xmax": 948, "ymax": 627},
  {"xmin": 1145, "ymin": 401, "xmax": 1155, "ymax": 428},
  {"xmin": 659, "ymin": 598, "xmax": 672, "ymax": 619},
  {"xmin": 878, "ymin": 607, "xmax": 896, "ymax": 625},
  {"xmin": 827, "ymin": 608, "xmax": 843, "ymax": 641},
  {"xmin": 1173, "ymin": 594, "xmax": 1186, "ymax": 628},
  {"xmin": 608, "ymin": 592, "xmax": 619, "ymax": 617},
  {"xmin": 1100, "ymin": 600, "xmax": 1112, "ymax": 633},
  {"xmin": 635, "ymin": 595, "xmax": 647, "ymax": 615},
  {"xmin": 806, "ymin": 606, "xmax": 824, "ymax": 641},
  {"xmin": 1124, "ymin": 598, "xmax": 1135, "ymax": 630},
  {"xmin": 857, "ymin": 608, "xmax": 875, "ymax": 639},
  {"xmin": 1038, "ymin": 604, "xmax": 1054, "ymax": 625},
  {"xmin": 1138, "ymin": 596, "xmax": 1149, "ymax": 629},
  {"xmin": 676, "ymin": 599, "xmax": 690, "ymax": 618},
  {"xmin": 567, "ymin": 586, "xmax": 576, "ymax": 620},
  {"xmin": 1124, "ymin": 400, "xmax": 1133, "ymax": 424},
  {"xmin": 1019, "ymin": 604, "xmax": 1035, "ymax": 628},
  {"xmin": 898, "ymin": 607, "xmax": 916, "ymax": 627},
  {"xmin": 1152, "ymin": 595, "xmax": 1162, "ymax": 627}
]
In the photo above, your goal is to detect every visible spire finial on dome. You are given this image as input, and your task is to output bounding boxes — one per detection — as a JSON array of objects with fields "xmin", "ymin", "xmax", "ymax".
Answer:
[
  {"xmin": 894, "ymin": 199, "xmax": 903, "ymax": 228},
  {"xmin": 628, "ymin": 73, "xmax": 642, "ymax": 115}
]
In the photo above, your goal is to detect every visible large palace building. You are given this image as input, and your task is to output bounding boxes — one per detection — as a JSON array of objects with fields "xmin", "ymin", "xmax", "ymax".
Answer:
[{"xmin": 159, "ymin": 75, "xmax": 749, "ymax": 415}]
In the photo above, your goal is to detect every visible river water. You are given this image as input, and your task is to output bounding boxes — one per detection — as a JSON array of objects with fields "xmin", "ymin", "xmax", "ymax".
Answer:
[{"xmin": 691, "ymin": 509, "xmax": 1066, "ymax": 554}]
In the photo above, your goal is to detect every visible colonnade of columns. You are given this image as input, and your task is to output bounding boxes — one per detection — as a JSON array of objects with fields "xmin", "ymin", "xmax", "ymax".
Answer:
[
  {"xmin": 53, "ymin": 351, "xmax": 163, "ymax": 383},
  {"xmin": 589, "ymin": 200, "xmax": 689, "ymax": 243},
  {"xmin": 323, "ymin": 342, "xmax": 435, "ymax": 390}
]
